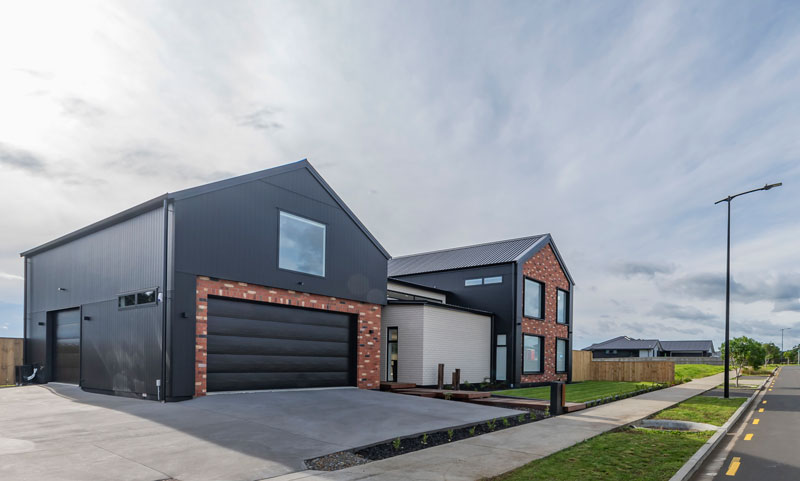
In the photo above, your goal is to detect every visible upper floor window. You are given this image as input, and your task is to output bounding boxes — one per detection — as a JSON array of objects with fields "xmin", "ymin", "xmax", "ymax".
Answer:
[
  {"xmin": 557, "ymin": 289, "xmax": 568, "ymax": 324},
  {"xmin": 483, "ymin": 276, "xmax": 502, "ymax": 285},
  {"xmin": 465, "ymin": 278, "xmax": 483, "ymax": 286},
  {"xmin": 119, "ymin": 288, "xmax": 158, "ymax": 309},
  {"xmin": 278, "ymin": 211, "xmax": 326, "ymax": 277},
  {"xmin": 523, "ymin": 278, "xmax": 544, "ymax": 319}
]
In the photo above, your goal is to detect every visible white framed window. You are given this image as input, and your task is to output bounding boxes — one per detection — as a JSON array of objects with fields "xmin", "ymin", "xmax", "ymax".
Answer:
[{"xmin": 278, "ymin": 211, "xmax": 326, "ymax": 277}]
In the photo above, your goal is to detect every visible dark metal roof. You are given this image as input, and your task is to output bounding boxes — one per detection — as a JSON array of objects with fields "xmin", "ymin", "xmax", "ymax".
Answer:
[
  {"xmin": 660, "ymin": 340, "xmax": 715, "ymax": 352},
  {"xmin": 388, "ymin": 235, "xmax": 548, "ymax": 277},
  {"xmin": 583, "ymin": 336, "xmax": 662, "ymax": 351},
  {"xmin": 387, "ymin": 277, "xmax": 451, "ymax": 294},
  {"xmin": 21, "ymin": 159, "xmax": 390, "ymax": 259}
]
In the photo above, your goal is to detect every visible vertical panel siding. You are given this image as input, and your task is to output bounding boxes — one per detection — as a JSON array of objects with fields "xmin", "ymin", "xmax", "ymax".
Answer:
[
  {"xmin": 25, "ymin": 208, "xmax": 164, "ymax": 396},
  {"xmin": 421, "ymin": 306, "xmax": 491, "ymax": 385}
]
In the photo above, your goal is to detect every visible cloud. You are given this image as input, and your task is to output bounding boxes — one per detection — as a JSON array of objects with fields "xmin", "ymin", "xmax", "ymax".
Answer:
[
  {"xmin": 60, "ymin": 97, "xmax": 105, "ymax": 120},
  {"xmin": 613, "ymin": 261, "xmax": 676, "ymax": 278},
  {"xmin": 0, "ymin": 142, "xmax": 47, "ymax": 173},
  {"xmin": 648, "ymin": 302, "xmax": 717, "ymax": 322},
  {"xmin": 667, "ymin": 273, "xmax": 800, "ymax": 312},
  {"xmin": 237, "ymin": 107, "xmax": 283, "ymax": 131},
  {"xmin": 0, "ymin": 272, "xmax": 23, "ymax": 281}
]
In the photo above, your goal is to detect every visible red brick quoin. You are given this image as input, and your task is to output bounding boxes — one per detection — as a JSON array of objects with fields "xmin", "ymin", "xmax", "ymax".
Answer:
[
  {"xmin": 521, "ymin": 244, "xmax": 570, "ymax": 383},
  {"xmin": 194, "ymin": 276, "xmax": 381, "ymax": 397}
]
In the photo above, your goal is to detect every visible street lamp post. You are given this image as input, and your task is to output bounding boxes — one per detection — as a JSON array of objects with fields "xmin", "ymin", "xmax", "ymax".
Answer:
[
  {"xmin": 781, "ymin": 327, "xmax": 791, "ymax": 364},
  {"xmin": 715, "ymin": 182, "xmax": 782, "ymax": 399}
]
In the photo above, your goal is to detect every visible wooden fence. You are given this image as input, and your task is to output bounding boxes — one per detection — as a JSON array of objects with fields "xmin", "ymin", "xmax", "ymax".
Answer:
[
  {"xmin": 1, "ymin": 338, "xmax": 23, "ymax": 385},
  {"xmin": 572, "ymin": 350, "xmax": 675, "ymax": 383}
]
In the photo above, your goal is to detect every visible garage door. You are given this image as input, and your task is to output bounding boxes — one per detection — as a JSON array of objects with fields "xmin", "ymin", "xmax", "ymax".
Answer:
[
  {"xmin": 52, "ymin": 308, "xmax": 80, "ymax": 384},
  {"xmin": 207, "ymin": 297, "xmax": 356, "ymax": 392}
]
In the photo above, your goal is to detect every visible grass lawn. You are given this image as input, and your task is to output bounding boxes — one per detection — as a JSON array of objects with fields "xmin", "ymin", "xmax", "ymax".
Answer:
[
  {"xmin": 493, "ymin": 381, "xmax": 656, "ymax": 403},
  {"xmin": 491, "ymin": 428, "xmax": 713, "ymax": 481},
  {"xmin": 674, "ymin": 364, "xmax": 725, "ymax": 383},
  {"xmin": 652, "ymin": 396, "xmax": 746, "ymax": 426}
]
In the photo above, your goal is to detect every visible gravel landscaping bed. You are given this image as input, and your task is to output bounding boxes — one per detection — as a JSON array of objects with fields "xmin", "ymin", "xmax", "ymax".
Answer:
[{"xmin": 306, "ymin": 408, "xmax": 549, "ymax": 471}]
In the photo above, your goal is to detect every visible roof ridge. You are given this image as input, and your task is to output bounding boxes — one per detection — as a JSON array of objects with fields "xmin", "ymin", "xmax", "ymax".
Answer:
[{"xmin": 391, "ymin": 234, "xmax": 545, "ymax": 260}]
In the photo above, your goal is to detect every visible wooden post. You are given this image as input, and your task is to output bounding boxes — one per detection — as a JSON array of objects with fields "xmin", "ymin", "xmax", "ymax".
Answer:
[
  {"xmin": 453, "ymin": 369, "xmax": 461, "ymax": 391},
  {"xmin": 437, "ymin": 363, "xmax": 444, "ymax": 389}
]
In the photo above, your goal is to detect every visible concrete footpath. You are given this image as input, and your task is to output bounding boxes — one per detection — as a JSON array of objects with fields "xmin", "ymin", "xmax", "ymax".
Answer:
[{"xmin": 274, "ymin": 372, "xmax": 731, "ymax": 481}]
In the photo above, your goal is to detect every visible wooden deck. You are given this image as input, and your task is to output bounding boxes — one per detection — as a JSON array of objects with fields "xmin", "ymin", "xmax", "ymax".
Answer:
[
  {"xmin": 379, "ymin": 382, "xmax": 416, "ymax": 391},
  {"xmin": 394, "ymin": 388, "xmax": 492, "ymax": 400}
]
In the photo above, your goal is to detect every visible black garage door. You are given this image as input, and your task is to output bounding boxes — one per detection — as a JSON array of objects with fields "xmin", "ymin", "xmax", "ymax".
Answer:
[
  {"xmin": 207, "ymin": 297, "xmax": 356, "ymax": 392},
  {"xmin": 52, "ymin": 308, "xmax": 80, "ymax": 384}
]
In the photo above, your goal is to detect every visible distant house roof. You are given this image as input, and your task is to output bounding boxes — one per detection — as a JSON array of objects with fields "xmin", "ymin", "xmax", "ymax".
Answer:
[
  {"xmin": 660, "ymin": 340, "xmax": 715, "ymax": 353},
  {"xmin": 388, "ymin": 234, "xmax": 574, "ymax": 284},
  {"xmin": 21, "ymin": 159, "xmax": 390, "ymax": 259},
  {"xmin": 583, "ymin": 336, "xmax": 663, "ymax": 351}
]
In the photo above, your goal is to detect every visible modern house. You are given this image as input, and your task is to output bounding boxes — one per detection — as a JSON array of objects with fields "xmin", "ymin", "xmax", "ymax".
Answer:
[
  {"xmin": 583, "ymin": 336, "xmax": 715, "ymax": 358},
  {"xmin": 385, "ymin": 235, "xmax": 575, "ymax": 387},
  {"xmin": 21, "ymin": 160, "xmax": 389, "ymax": 401}
]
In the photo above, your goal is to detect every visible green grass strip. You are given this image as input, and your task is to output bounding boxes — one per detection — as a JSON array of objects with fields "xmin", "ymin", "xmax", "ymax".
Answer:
[
  {"xmin": 652, "ymin": 395, "xmax": 746, "ymax": 426},
  {"xmin": 493, "ymin": 381, "xmax": 656, "ymax": 403}
]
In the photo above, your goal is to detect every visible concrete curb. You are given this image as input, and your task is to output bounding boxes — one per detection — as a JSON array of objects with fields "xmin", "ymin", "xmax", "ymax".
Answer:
[{"xmin": 667, "ymin": 370, "xmax": 774, "ymax": 481}]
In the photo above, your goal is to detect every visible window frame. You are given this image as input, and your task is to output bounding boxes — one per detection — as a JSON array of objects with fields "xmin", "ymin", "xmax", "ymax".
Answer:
[
  {"xmin": 555, "ymin": 337, "xmax": 568, "ymax": 373},
  {"xmin": 277, "ymin": 210, "xmax": 327, "ymax": 278},
  {"xmin": 118, "ymin": 287, "xmax": 159, "ymax": 310},
  {"xmin": 522, "ymin": 334, "xmax": 544, "ymax": 374},
  {"xmin": 523, "ymin": 277, "xmax": 545, "ymax": 320},
  {"xmin": 386, "ymin": 326, "xmax": 399, "ymax": 382},
  {"xmin": 556, "ymin": 288, "xmax": 569, "ymax": 325}
]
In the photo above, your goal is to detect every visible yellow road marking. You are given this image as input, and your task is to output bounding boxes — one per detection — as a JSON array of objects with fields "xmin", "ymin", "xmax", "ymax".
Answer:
[
  {"xmin": 726, "ymin": 457, "xmax": 741, "ymax": 476},
  {"xmin": 753, "ymin": 418, "xmax": 760, "ymax": 425},
  {"xmin": 769, "ymin": 388, "xmax": 772, "ymax": 391},
  {"xmin": 758, "ymin": 408, "xmax": 764, "ymax": 413},
  {"xmin": 762, "ymin": 400, "xmax": 767, "ymax": 404},
  {"xmin": 744, "ymin": 433, "xmax": 754, "ymax": 441}
]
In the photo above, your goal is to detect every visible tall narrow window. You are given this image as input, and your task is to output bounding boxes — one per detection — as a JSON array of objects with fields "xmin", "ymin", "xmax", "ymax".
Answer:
[
  {"xmin": 495, "ymin": 334, "xmax": 507, "ymax": 381},
  {"xmin": 556, "ymin": 338, "xmax": 567, "ymax": 373},
  {"xmin": 278, "ymin": 211, "xmax": 326, "ymax": 276},
  {"xmin": 557, "ymin": 289, "xmax": 568, "ymax": 324},
  {"xmin": 386, "ymin": 327, "xmax": 398, "ymax": 382},
  {"xmin": 524, "ymin": 279, "xmax": 544, "ymax": 319},
  {"xmin": 523, "ymin": 334, "xmax": 543, "ymax": 373}
]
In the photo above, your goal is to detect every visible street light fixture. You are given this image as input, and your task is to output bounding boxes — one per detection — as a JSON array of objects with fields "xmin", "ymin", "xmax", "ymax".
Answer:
[
  {"xmin": 715, "ymin": 182, "xmax": 782, "ymax": 399},
  {"xmin": 781, "ymin": 327, "xmax": 791, "ymax": 364}
]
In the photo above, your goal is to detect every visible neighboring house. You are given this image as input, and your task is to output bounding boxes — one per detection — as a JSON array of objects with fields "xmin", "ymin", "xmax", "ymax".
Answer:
[
  {"xmin": 386, "ymin": 235, "xmax": 575, "ymax": 387},
  {"xmin": 21, "ymin": 160, "xmax": 389, "ymax": 401},
  {"xmin": 584, "ymin": 336, "xmax": 715, "ymax": 358},
  {"xmin": 583, "ymin": 336, "xmax": 662, "ymax": 358},
  {"xmin": 659, "ymin": 340, "xmax": 715, "ymax": 357}
]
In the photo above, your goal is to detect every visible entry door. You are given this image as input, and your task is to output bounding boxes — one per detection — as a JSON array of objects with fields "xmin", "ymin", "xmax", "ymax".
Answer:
[
  {"xmin": 386, "ymin": 327, "xmax": 398, "ymax": 382},
  {"xmin": 52, "ymin": 309, "xmax": 80, "ymax": 384}
]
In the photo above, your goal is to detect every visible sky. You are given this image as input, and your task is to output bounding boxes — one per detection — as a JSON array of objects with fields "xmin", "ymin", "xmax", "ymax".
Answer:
[{"xmin": 0, "ymin": 1, "xmax": 798, "ymax": 350}]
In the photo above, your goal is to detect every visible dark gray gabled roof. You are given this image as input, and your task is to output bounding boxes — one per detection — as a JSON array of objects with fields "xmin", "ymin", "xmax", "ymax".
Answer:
[
  {"xmin": 583, "ymin": 336, "xmax": 663, "ymax": 351},
  {"xmin": 660, "ymin": 340, "xmax": 715, "ymax": 352},
  {"xmin": 389, "ymin": 235, "xmax": 546, "ymax": 276},
  {"xmin": 388, "ymin": 233, "xmax": 575, "ymax": 284},
  {"xmin": 21, "ymin": 159, "xmax": 390, "ymax": 259}
]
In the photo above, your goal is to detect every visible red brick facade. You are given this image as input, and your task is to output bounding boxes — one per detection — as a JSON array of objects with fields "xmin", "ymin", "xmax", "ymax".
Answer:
[
  {"xmin": 520, "ymin": 244, "xmax": 570, "ymax": 383},
  {"xmin": 194, "ymin": 276, "xmax": 381, "ymax": 397}
]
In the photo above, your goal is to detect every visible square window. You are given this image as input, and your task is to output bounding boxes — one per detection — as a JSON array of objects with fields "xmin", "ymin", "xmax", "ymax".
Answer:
[
  {"xmin": 524, "ymin": 279, "xmax": 544, "ymax": 319},
  {"xmin": 279, "ymin": 211, "xmax": 326, "ymax": 277},
  {"xmin": 119, "ymin": 294, "xmax": 136, "ymax": 308},
  {"xmin": 523, "ymin": 335, "xmax": 542, "ymax": 373},
  {"xmin": 137, "ymin": 290, "xmax": 156, "ymax": 305}
]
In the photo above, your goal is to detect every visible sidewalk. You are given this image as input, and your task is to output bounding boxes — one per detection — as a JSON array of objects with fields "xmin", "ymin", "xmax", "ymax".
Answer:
[{"xmin": 269, "ymin": 372, "xmax": 729, "ymax": 481}]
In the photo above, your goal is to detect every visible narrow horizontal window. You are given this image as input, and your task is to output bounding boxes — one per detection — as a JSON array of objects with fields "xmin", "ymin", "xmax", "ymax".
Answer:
[
  {"xmin": 464, "ymin": 278, "xmax": 483, "ymax": 287},
  {"xmin": 119, "ymin": 294, "xmax": 136, "ymax": 308},
  {"xmin": 137, "ymin": 290, "xmax": 156, "ymax": 305},
  {"xmin": 119, "ymin": 288, "xmax": 158, "ymax": 309},
  {"xmin": 483, "ymin": 276, "xmax": 502, "ymax": 285}
]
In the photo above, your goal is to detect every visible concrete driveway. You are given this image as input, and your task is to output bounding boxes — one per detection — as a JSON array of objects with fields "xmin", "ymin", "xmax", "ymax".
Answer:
[{"xmin": 0, "ymin": 384, "xmax": 517, "ymax": 481}]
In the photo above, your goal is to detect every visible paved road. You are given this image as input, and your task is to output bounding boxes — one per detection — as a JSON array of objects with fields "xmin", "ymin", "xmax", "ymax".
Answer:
[{"xmin": 692, "ymin": 365, "xmax": 800, "ymax": 481}]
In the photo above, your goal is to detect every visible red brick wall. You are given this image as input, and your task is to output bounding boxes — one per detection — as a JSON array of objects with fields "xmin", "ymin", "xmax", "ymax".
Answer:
[
  {"xmin": 194, "ymin": 276, "xmax": 381, "ymax": 397},
  {"xmin": 520, "ymin": 244, "xmax": 570, "ymax": 383}
]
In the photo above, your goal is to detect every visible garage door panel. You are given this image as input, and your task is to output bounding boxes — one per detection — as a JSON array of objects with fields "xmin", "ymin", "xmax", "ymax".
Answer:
[
  {"xmin": 207, "ymin": 297, "xmax": 355, "ymax": 392},
  {"xmin": 55, "ymin": 321, "xmax": 80, "ymax": 340},
  {"xmin": 208, "ymin": 372, "xmax": 351, "ymax": 391},
  {"xmin": 209, "ymin": 299, "xmax": 351, "ymax": 329},
  {"xmin": 207, "ymin": 354, "xmax": 350, "ymax": 373},
  {"xmin": 207, "ymin": 315, "xmax": 350, "ymax": 343},
  {"xmin": 209, "ymin": 336, "xmax": 350, "ymax": 357}
]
